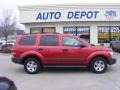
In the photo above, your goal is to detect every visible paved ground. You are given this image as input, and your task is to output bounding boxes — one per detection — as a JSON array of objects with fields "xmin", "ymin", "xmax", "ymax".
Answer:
[{"xmin": 0, "ymin": 52, "xmax": 120, "ymax": 90}]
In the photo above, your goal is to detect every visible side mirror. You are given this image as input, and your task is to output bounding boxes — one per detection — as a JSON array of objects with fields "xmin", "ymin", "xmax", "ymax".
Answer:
[{"xmin": 80, "ymin": 44, "xmax": 86, "ymax": 48}]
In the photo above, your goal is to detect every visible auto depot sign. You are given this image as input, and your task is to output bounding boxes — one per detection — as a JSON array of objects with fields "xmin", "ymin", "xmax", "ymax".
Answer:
[
  {"xmin": 36, "ymin": 11, "xmax": 99, "ymax": 20},
  {"xmin": 19, "ymin": 8, "xmax": 120, "ymax": 23}
]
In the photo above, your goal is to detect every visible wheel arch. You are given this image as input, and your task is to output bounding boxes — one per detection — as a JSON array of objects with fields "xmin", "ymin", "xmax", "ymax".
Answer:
[
  {"xmin": 88, "ymin": 55, "xmax": 109, "ymax": 67},
  {"xmin": 22, "ymin": 54, "xmax": 43, "ymax": 67}
]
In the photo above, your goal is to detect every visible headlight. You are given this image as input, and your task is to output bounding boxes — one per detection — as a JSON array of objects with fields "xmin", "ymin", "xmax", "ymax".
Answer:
[{"xmin": 109, "ymin": 52, "xmax": 114, "ymax": 58}]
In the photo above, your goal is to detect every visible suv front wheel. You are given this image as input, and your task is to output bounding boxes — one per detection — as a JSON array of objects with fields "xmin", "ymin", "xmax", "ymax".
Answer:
[
  {"xmin": 24, "ymin": 57, "xmax": 41, "ymax": 74},
  {"xmin": 90, "ymin": 57, "xmax": 107, "ymax": 73}
]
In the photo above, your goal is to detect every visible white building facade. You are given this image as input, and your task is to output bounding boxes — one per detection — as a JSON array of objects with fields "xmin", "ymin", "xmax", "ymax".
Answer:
[{"xmin": 19, "ymin": 4, "xmax": 120, "ymax": 45}]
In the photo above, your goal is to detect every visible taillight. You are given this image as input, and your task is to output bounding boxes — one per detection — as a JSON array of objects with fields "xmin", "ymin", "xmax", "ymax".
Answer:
[
  {"xmin": 12, "ymin": 48, "xmax": 17, "ymax": 57},
  {"xmin": 12, "ymin": 51, "xmax": 18, "ymax": 57}
]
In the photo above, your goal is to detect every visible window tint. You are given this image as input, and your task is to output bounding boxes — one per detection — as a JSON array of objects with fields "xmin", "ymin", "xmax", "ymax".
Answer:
[
  {"xmin": 63, "ymin": 36, "xmax": 80, "ymax": 46},
  {"xmin": 40, "ymin": 35, "xmax": 58, "ymax": 46},
  {"xmin": 19, "ymin": 36, "xmax": 36, "ymax": 45}
]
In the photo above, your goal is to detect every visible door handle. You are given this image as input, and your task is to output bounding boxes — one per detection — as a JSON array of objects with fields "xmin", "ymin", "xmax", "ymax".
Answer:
[
  {"xmin": 37, "ymin": 48, "xmax": 43, "ymax": 51},
  {"xmin": 62, "ymin": 49, "xmax": 68, "ymax": 51}
]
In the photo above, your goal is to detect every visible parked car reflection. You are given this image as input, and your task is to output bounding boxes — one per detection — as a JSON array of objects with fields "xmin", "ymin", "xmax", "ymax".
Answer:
[
  {"xmin": 110, "ymin": 38, "xmax": 120, "ymax": 52},
  {"xmin": 1, "ymin": 40, "xmax": 15, "ymax": 53}
]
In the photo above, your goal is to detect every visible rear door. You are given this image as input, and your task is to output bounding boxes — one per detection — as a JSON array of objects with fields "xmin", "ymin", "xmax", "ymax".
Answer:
[{"xmin": 38, "ymin": 34, "xmax": 62, "ymax": 64}]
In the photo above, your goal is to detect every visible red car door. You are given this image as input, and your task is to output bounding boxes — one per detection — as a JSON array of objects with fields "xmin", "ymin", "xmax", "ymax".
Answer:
[
  {"xmin": 37, "ymin": 34, "xmax": 63, "ymax": 65},
  {"xmin": 37, "ymin": 34, "xmax": 88, "ymax": 65},
  {"xmin": 60, "ymin": 35, "xmax": 87, "ymax": 65}
]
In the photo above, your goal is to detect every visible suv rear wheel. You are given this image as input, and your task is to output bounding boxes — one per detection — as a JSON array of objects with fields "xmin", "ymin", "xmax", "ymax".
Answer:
[
  {"xmin": 90, "ymin": 57, "xmax": 107, "ymax": 73},
  {"xmin": 24, "ymin": 57, "xmax": 41, "ymax": 74}
]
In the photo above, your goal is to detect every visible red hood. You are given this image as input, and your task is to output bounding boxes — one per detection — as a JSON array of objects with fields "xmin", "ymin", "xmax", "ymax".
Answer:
[{"xmin": 91, "ymin": 45, "xmax": 112, "ymax": 51}]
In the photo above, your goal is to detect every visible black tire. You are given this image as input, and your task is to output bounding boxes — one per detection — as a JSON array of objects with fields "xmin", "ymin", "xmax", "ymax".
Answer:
[
  {"xmin": 24, "ymin": 57, "xmax": 41, "ymax": 74},
  {"xmin": 90, "ymin": 57, "xmax": 107, "ymax": 73}
]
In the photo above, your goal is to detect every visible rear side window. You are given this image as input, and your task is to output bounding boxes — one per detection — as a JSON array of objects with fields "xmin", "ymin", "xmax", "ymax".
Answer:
[
  {"xmin": 19, "ymin": 36, "xmax": 36, "ymax": 45},
  {"xmin": 40, "ymin": 35, "xmax": 58, "ymax": 46}
]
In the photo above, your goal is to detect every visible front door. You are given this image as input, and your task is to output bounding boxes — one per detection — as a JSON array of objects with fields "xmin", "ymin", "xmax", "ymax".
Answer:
[{"xmin": 60, "ymin": 36, "xmax": 86, "ymax": 65}]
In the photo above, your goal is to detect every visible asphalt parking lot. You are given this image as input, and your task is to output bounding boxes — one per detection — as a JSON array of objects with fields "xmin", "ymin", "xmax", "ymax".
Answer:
[{"xmin": 0, "ymin": 52, "xmax": 120, "ymax": 90}]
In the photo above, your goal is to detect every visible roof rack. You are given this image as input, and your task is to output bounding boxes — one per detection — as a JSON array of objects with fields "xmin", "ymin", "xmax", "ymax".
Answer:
[
  {"xmin": 40, "ymin": 32, "xmax": 61, "ymax": 34},
  {"xmin": 22, "ymin": 32, "xmax": 61, "ymax": 35}
]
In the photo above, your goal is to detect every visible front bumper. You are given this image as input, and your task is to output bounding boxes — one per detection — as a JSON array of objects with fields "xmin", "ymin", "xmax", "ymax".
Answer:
[
  {"xmin": 108, "ymin": 58, "xmax": 116, "ymax": 65},
  {"xmin": 12, "ymin": 57, "xmax": 23, "ymax": 65}
]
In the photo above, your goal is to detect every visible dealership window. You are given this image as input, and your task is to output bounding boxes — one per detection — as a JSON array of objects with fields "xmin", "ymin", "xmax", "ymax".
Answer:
[
  {"xmin": 30, "ymin": 27, "xmax": 43, "ymax": 34},
  {"xmin": 43, "ymin": 27, "xmax": 56, "ymax": 33},
  {"xmin": 30, "ymin": 27, "xmax": 55, "ymax": 34},
  {"xmin": 98, "ymin": 26, "xmax": 120, "ymax": 43},
  {"xmin": 63, "ymin": 26, "xmax": 90, "ymax": 42},
  {"xmin": 40, "ymin": 35, "xmax": 58, "ymax": 46},
  {"xmin": 63, "ymin": 27, "xmax": 76, "ymax": 35}
]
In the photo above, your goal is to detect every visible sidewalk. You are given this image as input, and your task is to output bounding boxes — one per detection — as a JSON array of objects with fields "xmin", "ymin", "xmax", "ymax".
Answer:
[{"xmin": 0, "ymin": 52, "xmax": 11, "ymax": 56}]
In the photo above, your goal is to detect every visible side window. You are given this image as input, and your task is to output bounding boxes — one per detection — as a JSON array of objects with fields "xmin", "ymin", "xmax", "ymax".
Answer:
[
  {"xmin": 19, "ymin": 36, "xmax": 36, "ymax": 45},
  {"xmin": 63, "ymin": 36, "xmax": 81, "ymax": 46},
  {"xmin": 40, "ymin": 35, "xmax": 59, "ymax": 46}
]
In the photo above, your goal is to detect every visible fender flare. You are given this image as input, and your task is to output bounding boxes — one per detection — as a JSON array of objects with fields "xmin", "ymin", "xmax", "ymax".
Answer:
[
  {"xmin": 86, "ymin": 51, "xmax": 109, "ymax": 64},
  {"xmin": 21, "ymin": 51, "xmax": 44, "ymax": 64}
]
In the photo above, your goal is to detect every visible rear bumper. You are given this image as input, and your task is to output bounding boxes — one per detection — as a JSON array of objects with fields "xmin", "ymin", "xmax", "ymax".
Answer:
[
  {"xmin": 108, "ymin": 58, "xmax": 116, "ymax": 65},
  {"xmin": 12, "ymin": 57, "xmax": 23, "ymax": 65}
]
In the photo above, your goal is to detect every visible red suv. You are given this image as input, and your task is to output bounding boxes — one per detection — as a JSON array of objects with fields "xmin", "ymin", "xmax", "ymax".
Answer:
[{"xmin": 12, "ymin": 33, "xmax": 116, "ymax": 74}]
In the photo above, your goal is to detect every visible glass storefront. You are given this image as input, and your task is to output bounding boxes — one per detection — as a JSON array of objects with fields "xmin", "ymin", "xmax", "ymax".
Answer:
[
  {"xmin": 63, "ymin": 26, "xmax": 90, "ymax": 42},
  {"xmin": 98, "ymin": 26, "xmax": 120, "ymax": 43},
  {"xmin": 43, "ymin": 27, "xmax": 56, "ymax": 33},
  {"xmin": 63, "ymin": 27, "xmax": 76, "ymax": 35},
  {"xmin": 30, "ymin": 27, "xmax": 56, "ymax": 34},
  {"xmin": 30, "ymin": 27, "xmax": 43, "ymax": 34}
]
